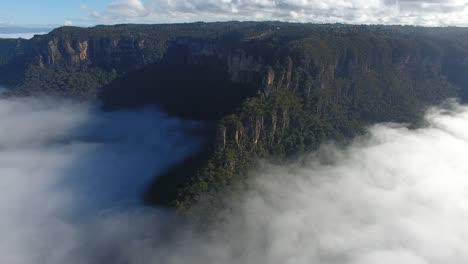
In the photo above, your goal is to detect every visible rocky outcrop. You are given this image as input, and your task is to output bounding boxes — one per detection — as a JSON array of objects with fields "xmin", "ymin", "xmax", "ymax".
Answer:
[
  {"xmin": 217, "ymin": 108, "xmax": 292, "ymax": 149},
  {"xmin": 32, "ymin": 36, "xmax": 150, "ymax": 71},
  {"xmin": 227, "ymin": 52, "xmax": 263, "ymax": 83},
  {"xmin": 8, "ymin": 22, "xmax": 465, "ymax": 210}
]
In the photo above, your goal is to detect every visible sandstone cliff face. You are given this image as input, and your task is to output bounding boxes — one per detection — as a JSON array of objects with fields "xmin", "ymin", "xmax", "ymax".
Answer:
[
  {"xmin": 2, "ymin": 24, "xmax": 468, "ymax": 147},
  {"xmin": 31, "ymin": 35, "xmax": 153, "ymax": 71},
  {"xmin": 211, "ymin": 39, "xmax": 465, "ymax": 150},
  {"xmin": 6, "ymin": 24, "xmax": 454, "ymax": 95},
  {"xmin": 216, "ymin": 109, "xmax": 291, "ymax": 149},
  {"xmin": 6, "ymin": 23, "xmax": 468, "ymax": 210}
]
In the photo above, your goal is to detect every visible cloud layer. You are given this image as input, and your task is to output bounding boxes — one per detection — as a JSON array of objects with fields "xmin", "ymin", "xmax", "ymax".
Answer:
[
  {"xmin": 89, "ymin": 0, "xmax": 468, "ymax": 26},
  {"xmin": 0, "ymin": 26, "xmax": 51, "ymax": 39},
  {"xmin": 0, "ymin": 33, "xmax": 47, "ymax": 39},
  {"xmin": 3, "ymin": 96, "xmax": 468, "ymax": 264},
  {"xmin": 0, "ymin": 97, "xmax": 202, "ymax": 264},
  {"xmin": 146, "ymin": 101, "xmax": 468, "ymax": 264}
]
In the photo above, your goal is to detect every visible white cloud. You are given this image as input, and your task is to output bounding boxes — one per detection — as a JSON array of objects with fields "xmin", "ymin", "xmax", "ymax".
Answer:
[
  {"xmin": 146, "ymin": 101, "xmax": 468, "ymax": 264},
  {"xmin": 88, "ymin": 0, "xmax": 468, "ymax": 26},
  {"xmin": 0, "ymin": 96, "xmax": 202, "ymax": 264},
  {"xmin": 0, "ymin": 32, "xmax": 47, "ymax": 39},
  {"xmin": 3, "ymin": 96, "xmax": 468, "ymax": 263},
  {"xmin": 93, "ymin": 0, "xmax": 149, "ymax": 21}
]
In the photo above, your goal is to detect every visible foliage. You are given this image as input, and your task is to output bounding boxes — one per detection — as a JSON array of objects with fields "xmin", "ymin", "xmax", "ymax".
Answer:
[{"xmin": 1, "ymin": 22, "xmax": 468, "ymax": 215}]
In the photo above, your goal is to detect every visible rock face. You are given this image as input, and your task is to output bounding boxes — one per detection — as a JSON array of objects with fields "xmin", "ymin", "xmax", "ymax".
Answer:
[
  {"xmin": 33, "ymin": 36, "xmax": 148, "ymax": 70},
  {"xmin": 3, "ymin": 23, "xmax": 465, "ymax": 100},
  {"xmin": 2, "ymin": 22, "xmax": 468, "ymax": 210},
  {"xmin": 41, "ymin": 39, "xmax": 89, "ymax": 64},
  {"xmin": 1, "ymin": 22, "xmax": 466, "ymax": 137}
]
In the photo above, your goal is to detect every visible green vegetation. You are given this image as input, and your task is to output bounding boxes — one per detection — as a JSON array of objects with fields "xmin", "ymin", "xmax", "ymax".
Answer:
[
  {"xmin": 162, "ymin": 72, "xmax": 457, "ymax": 212},
  {"xmin": 11, "ymin": 64, "xmax": 117, "ymax": 98},
  {"xmin": 1, "ymin": 22, "xmax": 467, "ymax": 215}
]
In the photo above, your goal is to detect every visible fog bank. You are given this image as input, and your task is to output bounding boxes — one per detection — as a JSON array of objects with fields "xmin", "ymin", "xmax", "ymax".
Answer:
[
  {"xmin": 0, "ymin": 97, "xmax": 202, "ymax": 264},
  {"xmin": 0, "ymin": 32, "xmax": 47, "ymax": 39},
  {"xmin": 154, "ymin": 101, "xmax": 468, "ymax": 264},
  {"xmin": 2, "ymin": 98, "xmax": 468, "ymax": 264}
]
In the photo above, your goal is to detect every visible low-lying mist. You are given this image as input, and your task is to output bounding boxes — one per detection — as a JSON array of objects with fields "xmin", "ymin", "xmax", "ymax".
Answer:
[
  {"xmin": 150, "ymin": 101, "xmax": 468, "ymax": 264},
  {"xmin": 0, "ymin": 32, "xmax": 46, "ymax": 39},
  {"xmin": 2, "ymin": 97, "xmax": 468, "ymax": 264},
  {"xmin": 0, "ymin": 96, "xmax": 203, "ymax": 264}
]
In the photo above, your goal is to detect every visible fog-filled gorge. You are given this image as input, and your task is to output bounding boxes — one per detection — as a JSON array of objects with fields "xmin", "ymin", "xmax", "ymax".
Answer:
[
  {"xmin": 0, "ymin": 97, "xmax": 203, "ymax": 264},
  {"xmin": 2, "ymin": 97, "xmax": 468, "ymax": 264}
]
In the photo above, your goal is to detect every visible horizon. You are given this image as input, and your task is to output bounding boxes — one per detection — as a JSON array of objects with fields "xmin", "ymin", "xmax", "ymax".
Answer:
[
  {"xmin": 3, "ymin": 19, "xmax": 468, "ymax": 39},
  {"xmin": 2, "ymin": 0, "xmax": 468, "ymax": 30},
  {"xmin": 5, "ymin": 19, "xmax": 468, "ymax": 32}
]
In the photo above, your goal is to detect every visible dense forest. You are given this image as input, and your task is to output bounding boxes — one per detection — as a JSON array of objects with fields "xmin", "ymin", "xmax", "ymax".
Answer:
[{"xmin": 1, "ymin": 22, "xmax": 468, "ymax": 215}]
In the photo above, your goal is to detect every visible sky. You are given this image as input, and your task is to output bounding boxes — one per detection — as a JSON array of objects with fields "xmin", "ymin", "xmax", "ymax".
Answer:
[{"xmin": 2, "ymin": 0, "xmax": 468, "ymax": 28}]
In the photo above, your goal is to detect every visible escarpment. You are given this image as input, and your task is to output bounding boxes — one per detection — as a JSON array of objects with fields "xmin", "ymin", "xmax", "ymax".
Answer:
[{"xmin": 2, "ymin": 22, "xmax": 468, "ymax": 212}]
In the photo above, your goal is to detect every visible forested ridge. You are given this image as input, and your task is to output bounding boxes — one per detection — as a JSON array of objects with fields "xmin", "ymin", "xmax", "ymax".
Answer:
[{"xmin": 1, "ymin": 22, "xmax": 468, "ymax": 214}]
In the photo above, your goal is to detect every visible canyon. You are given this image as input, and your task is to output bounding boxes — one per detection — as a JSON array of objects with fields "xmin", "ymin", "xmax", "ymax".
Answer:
[{"xmin": 1, "ymin": 22, "xmax": 468, "ymax": 212}]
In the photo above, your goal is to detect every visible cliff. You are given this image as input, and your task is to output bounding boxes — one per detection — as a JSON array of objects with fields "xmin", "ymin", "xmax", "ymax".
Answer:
[{"xmin": 1, "ymin": 22, "xmax": 468, "ymax": 211}]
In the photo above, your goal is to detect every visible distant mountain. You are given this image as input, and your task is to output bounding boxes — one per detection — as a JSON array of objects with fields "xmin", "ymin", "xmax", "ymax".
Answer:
[
  {"xmin": 0, "ymin": 26, "xmax": 52, "ymax": 34},
  {"xmin": 0, "ymin": 26, "xmax": 52, "ymax": 39},
  {"xmin": 1, "ymin": 22, "xmax": 468, "ymax": 215}
]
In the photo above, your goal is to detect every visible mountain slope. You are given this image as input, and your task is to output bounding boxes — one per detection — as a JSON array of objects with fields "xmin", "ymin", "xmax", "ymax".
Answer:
[{"xmin": 1, "ymin": 22, "xmax": 468, "ymax": 213}]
